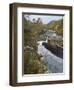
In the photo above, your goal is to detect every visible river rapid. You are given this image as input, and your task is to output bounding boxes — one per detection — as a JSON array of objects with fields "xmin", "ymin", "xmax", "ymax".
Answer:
[{"xmin": 37, "ymin": 41, "xmax": 63, "ymax": 73}]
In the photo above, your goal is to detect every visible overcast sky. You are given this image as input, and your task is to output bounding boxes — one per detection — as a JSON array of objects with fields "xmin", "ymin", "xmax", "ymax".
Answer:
[{"xmin": 24, "ymin": 14, "xmax": 63, "ymax": 24}]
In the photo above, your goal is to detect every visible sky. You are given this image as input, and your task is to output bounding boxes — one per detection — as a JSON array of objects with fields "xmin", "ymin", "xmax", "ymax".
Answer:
[{"xmin": 24, "ymin": 14, "xmax": 63, "ymax": 24}]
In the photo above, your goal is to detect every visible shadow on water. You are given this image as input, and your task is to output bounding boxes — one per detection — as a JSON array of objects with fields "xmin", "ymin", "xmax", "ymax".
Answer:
[{"xmin": 42, "ymin": 42, "xmax": 63, "ymax": 59}]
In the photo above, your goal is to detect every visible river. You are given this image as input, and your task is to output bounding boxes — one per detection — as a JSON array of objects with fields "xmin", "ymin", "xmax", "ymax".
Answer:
[{"xmin": 37, "ymin": 41, "xmax": 63, "ymax": 73}]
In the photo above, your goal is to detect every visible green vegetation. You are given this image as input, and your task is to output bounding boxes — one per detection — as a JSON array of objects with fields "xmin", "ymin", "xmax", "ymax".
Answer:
[
  {"xmin": 24, "ymin": 50, "xmax": 47, "ymax": 74},
  {"xmin": 47, "ymin": 19, "xmax": 63, "ymax": 36},
  {"xmin": 24, "ymin": 16, "xmax": 63, "ymax": 36}
]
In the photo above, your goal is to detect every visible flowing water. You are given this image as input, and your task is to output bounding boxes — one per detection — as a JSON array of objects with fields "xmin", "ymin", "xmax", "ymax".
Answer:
[{"xmin": 37, "ymin": 41, "xmax": 63, "ymax": 73}]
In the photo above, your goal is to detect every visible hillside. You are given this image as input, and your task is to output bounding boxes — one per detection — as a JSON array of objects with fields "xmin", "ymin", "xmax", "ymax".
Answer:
[{"xmin": 47, "ymin": 19, "xmax": 63, "ymax": 36}]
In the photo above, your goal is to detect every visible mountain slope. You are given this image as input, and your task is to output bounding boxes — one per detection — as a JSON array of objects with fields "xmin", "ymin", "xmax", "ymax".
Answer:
[{"xmin": 47, "ymin": 19, "xmax": 63, "ymax": 36}]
